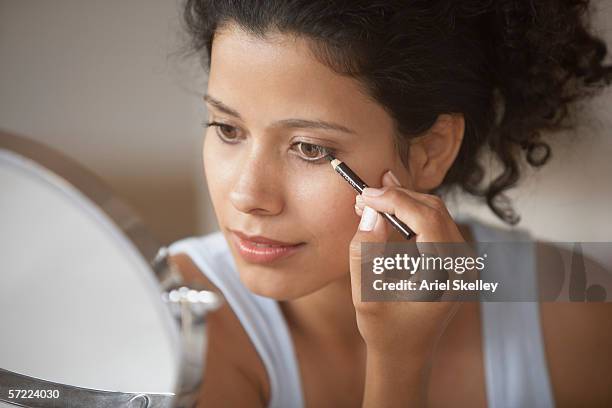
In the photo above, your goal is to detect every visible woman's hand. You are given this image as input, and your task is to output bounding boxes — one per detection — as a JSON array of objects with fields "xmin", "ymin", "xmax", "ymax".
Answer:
[{"xmin": 350, "ymin": 170, "xmax": 467, "ymax": 406}]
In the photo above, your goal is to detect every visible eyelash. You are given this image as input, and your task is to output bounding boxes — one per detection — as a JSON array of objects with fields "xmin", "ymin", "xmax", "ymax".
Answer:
[{"xmin": 203, "ymin": 121, "xmax": 337, "ymax": 164}]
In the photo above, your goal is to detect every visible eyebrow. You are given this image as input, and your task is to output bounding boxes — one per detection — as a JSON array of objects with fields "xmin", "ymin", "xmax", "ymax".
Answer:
[{"xmin": 203, "ymin": 94, "xmax": 356, "ymax": 135}]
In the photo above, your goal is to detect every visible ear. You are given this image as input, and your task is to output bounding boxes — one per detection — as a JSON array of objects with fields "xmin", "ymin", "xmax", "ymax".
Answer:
[{"xmin": 406, "ymin": 113, "xmax": 465, "ymax": 192}]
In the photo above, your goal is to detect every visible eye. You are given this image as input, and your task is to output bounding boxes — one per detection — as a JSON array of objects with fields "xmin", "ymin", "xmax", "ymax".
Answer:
[
  {"xmin": 292, "ymin": 142, "xmax": 334, "ymax": 162},
  {"xmin": 205, "ymin": 121, "xmax": 241, "ymax": 143}
]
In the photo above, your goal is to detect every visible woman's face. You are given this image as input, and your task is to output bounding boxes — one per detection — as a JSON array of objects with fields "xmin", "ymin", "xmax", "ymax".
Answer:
[{"xmin": 204, "ymin": 23, "xmax": 412, "ymax": 300}]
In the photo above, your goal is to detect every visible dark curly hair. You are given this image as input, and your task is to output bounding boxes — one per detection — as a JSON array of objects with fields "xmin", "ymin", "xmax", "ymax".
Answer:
[{"xmin": 182, "ymin": 0, "xmax": 612, "ymax": 224}]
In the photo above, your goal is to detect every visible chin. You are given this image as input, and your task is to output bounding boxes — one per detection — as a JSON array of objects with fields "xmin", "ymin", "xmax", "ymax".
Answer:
[{"xmin": 236, "ymin": 265, "xmax": 324, "ymax": 301}]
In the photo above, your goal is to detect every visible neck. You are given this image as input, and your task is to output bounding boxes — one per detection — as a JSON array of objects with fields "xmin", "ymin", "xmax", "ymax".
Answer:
[{"xmin": 279, "ymin": 272, "xmax": 364, "ymax": 350}]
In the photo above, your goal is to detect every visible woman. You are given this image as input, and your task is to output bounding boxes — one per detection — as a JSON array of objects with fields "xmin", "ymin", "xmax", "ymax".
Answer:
[{"xmin": 168, "ymin": 1, "xmax": 612, "ymax": 406}]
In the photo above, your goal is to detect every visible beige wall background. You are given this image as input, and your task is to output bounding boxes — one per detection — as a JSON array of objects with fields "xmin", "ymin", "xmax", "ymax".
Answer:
[
  {"xmin": 1, "ymin": 0, "xmax": 611, "ymax": 246},
  {"xmin": 0, "ymin": 0, "xmax": 216, "ymax": 245}
]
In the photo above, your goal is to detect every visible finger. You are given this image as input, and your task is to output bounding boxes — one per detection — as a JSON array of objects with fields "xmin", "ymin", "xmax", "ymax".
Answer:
[
  {"xmin": 382, "ymin": 170, "xmax": 402, "ymax": 187},
  {"xmin": 354, "ymin": 203, "xmax": 363, "ymax": 216},
  {"xmin": 349, "ymin": 206, "xmax": 392, "ymax": 304},
  {"xmin": 390, "ymin": 188, "xmax": 448, "ymax": 211},
  {"xmin": 355, "ymin": 194, "xmax": 365, "ymax": 211},
  {"xmin": 355, "ymin": 186, "xmax": 390, "ymax": 211},
  {"xmin": 360, "ymin": 187, "xmax": 447, "ymax": 240},
  {"xmin": 354, "ymin": 170, "xmax": 398, "ymax": 212},
  {"xmin": 365, "ymin": 186, "xmax": 446, "ymax": 213}
]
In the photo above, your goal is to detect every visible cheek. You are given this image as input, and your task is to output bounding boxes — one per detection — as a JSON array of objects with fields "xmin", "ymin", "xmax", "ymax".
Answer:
[
  {"xmin": 203, "ymin": 134, "xmax": 230, "ymax": 210},
  {"xmin": 289, "ymin": 167, "xmax": 360, "ymax": 270},
  {"xmin": 313, "ymin": 198, "xmax": 359, "ymax": 274},
  {"xmin": 290, "ymin": 165, "xmax": 359, "ymax": 231},
  {"xmin": 307, "ymin": 197, "xmax": 358, "ymax": 239}
]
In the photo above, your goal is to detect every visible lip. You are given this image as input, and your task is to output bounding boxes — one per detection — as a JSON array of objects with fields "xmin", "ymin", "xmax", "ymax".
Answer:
[{"xmin": 229, "ymin": 230, "xmax": 305, "ymax": 264}]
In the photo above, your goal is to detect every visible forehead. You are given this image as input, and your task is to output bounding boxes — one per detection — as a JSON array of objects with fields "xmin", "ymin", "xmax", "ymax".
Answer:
[{"xmin": 207, "ymin": 23, "xmax": 393, "ymax": 133}]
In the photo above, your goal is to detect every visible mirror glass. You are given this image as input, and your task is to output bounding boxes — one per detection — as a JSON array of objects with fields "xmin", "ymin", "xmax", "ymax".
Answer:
[{"xmin": 0, "ymin": 145, "xmax": 181, "ymax": 398}]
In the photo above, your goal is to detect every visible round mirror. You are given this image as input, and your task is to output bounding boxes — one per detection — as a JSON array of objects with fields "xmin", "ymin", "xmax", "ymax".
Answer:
[{"xmin": 0, "ymin": 132, "xmax": 219, "ymax": 407}]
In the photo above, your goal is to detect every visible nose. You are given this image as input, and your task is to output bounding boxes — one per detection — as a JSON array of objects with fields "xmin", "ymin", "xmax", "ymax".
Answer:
[{"xmin": 229, "ymin": 146, "xmax": 285, "ymax": 216}]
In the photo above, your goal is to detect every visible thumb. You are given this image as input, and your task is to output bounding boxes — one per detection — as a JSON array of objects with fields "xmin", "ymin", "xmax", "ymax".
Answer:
[
  {"xmin": 349, "ymin": 206, "xmax": 392, "ymax": 302},
  {"xmin": 349, "ymin": 170, "xmax": 397, "ymax": 301}
]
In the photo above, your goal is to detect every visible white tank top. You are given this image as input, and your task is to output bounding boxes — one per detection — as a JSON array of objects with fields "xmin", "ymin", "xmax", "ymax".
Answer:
[{"xmin": 167, "ymin": 216, "xmax": 555, "ymax": 408}]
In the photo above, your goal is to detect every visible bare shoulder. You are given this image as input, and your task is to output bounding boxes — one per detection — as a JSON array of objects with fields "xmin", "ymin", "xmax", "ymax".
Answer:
[
  {"xmin": 534, "ymin": 241, "xmax": 612, "ymax": 407},
  {"xmin": 168, "ymin": 253, "xmax": 269, "ymax": 407}
]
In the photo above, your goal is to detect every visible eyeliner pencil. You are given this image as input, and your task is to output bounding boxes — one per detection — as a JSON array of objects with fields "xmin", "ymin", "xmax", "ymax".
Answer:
[{"xmin": 326, "ymin": 155, "xmax": 416, "ymax": 240}]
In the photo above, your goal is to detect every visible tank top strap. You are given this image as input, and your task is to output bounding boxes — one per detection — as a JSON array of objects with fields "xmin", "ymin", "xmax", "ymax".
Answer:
[{"xmin": 457, "ymin": 215, "xmax": 555, "ymax": 408}]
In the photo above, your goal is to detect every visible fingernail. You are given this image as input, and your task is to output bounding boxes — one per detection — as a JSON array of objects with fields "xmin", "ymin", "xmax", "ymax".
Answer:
[
  {"xmin": 385, "ymin": 170, "xmax": 401, "ymax": 186},
  {"xmin": 362, "ymin": 187, "xmax": 384, "ymax": 197},
  {"xmin": 354, "ymin": 204, "xmax": 363, "ymax": 215},
  {"xmin": 359, "ymin": 206, "xmax": 378, "ymax": 231},
  {"xmin": 355, "ymin": 195, "xmax": 365, "ymax": 208}
]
